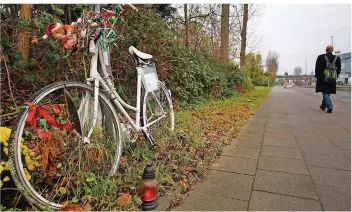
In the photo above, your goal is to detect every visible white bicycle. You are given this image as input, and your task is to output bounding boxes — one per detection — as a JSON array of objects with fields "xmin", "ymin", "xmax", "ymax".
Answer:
[{"xmin": 8, "ymin": 4, "xmax": 174, "ymax": 210}]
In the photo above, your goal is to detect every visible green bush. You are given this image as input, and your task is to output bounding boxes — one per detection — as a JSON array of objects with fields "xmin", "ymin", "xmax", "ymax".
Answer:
[
  {"xmin": 170, "ymin": 44, "xmax": 245, "ymax": 105},
  {"xmin": 1, "ymin": 4, "xmax": 250, "ymax": 109}
]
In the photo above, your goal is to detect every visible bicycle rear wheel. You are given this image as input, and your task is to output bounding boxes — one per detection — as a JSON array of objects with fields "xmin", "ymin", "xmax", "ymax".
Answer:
[
  {"xmin": 142, "ymin": 81, "xmax": 174, "ymax": 143},
  {"xmin": 8, "ymin": 81, "xmax": 122, "ymax": 210}
]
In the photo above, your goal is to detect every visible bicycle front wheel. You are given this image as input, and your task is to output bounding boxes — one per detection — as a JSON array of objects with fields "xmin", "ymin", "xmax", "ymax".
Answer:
[
  {"xmin": 142, "ymin": 81, "xmax": 175, "ymax": 142},
  {"xmin": 8, "ymin": 81, "xmax": 122, "ymax": 210}
]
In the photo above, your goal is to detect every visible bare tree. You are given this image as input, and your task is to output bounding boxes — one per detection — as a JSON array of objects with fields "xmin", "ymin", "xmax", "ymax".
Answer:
[
  {"xmin": 184, "ymin": 4, "xmax": 188, "ymax": 47},
  {"xmin": 220, "ymin": 4, "xmax": 230, "ymax": 61},
  {"xmin": 294, "ymin": 66, "xmax": 303, "ymax": 76},
  {"xmin": 240, "ymin": 4, "xmax": 248, "ymax": 67},
  {"xmin": 230, "ymin": 4, "xmax": 265, "ymax": 62},
  {"xmin": 170, "ymin": 4, "xmax": 264, "ymax": 63},
  {"xmin": 17, "ymin": 4, "xmax": 32, "ymax": 61},
  {"xmin": 265, "ymin": 50, "xmax": 280, "ymax": 73}
]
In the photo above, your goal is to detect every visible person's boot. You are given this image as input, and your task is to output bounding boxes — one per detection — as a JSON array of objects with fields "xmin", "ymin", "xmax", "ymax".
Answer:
[
  {"xmin": 319, "ymin": 105, "xmax": 326, "ymax": 111},
  {"xmin": 327, "ymin": 107, "xmax": 333, "ymax": 113}
]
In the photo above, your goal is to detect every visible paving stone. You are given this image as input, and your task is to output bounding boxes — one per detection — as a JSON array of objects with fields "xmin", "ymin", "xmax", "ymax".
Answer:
[
  {"xmin": 248, "ymin": 191, "xmax": 322, "ymax": 211},
  {"xmin": 287, "ymin": 115, "xmax": 311, "ymax": 124},
  {"xmin": 196, "ymin": 170, "xmax": 254, "ymax": 201},
  {"xmin": 210, "ymin": 156, "xmax": 257, "ymax": 175},
  {"xmin": 267, "ymin": 118, "xmax": 289, "ymax": 124},
  {"xmin": 262, "ymin": 138, "xmax": 299, "ymax": 148},
  {"xmin": 258, "ymin": 156, "xmax": 309, "ymax": 175},
  {"xmin": 266, "ymin": 123, "xmax": 293, "ymax": 133},
  {"xmin": 248, "ymin": 117, "xmax": 267, "ymax": 124},
  {"xmin": 332, "ymin": 141, "xmax": 351, "ymax": 150},
  {"xmin": 297, "ymin": 140, "xmax": 345, "ymax": 156},
  {"xmin": 267, "ymin": 113, "xmax": 287, "ymax": 119},
  {"xmin": 290, "ymin": 123, "xmax": 320, "ymax": 133},
  {"xmin": 264, "ymin": 132, "xmax": 296, "ymax": 141},
  {"xmin": 308, "ymin": 166, "xmax": 351, "ymax": 188},
  {"xmin": 294, "ymin": 131, "xmax": 330, "ymax": 142},
  {"xmin": 261, "ymin": 146, "xmax": 302, "ymax": 159},
  {"xmin": 303, "ymin": 153, "xmax": 351, "ymax": 170},
  {"xmin": 316, "ymin": 185, "xmax": 351, "ymax": 211},
  {"xmin": 306, "ymin": 116, "xmax": 336, "ymax": 126},
  {"xmin": 325, "ymin": 133, "xmax": 351, "ymax": 143},
  {"xmin": 242, "ymin": 126, "xmax": 266, "ymax": 134},
  {"xmin": 175, "ymin": 191, "xmax": 248, "ymax": 211},
  {"xmin": 222, "ymin": 145, "xmax": 260, "ymax": 159},
  {"xmin": 342, "ymin": 150, "xmax": 351, "ymax": 160},
  {"xmin": 253, "ymin": 169, "xmax": 319, "ymax": 200},
  {"xmin": 236, "ymin": 133, "xmax": 263, "ymax": 141},
  {"xmin": 231, "ymin": 138, "xmax": 262, "ymax": 148}
]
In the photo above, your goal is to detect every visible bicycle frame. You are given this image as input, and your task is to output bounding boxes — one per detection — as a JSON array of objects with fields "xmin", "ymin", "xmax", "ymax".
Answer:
[
  {"xmin": 84, "ymin": 45, "xmax": 165, "ymax": 139},
  {"xmin": 78, "ymin": 4, "xmax": 166, "ymax": 144}
]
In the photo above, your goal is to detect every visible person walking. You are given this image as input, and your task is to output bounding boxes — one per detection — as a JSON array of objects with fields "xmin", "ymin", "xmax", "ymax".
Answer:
[{"xmin": 315, "ymin": 45, "xmax": 341, "ymax": 113}]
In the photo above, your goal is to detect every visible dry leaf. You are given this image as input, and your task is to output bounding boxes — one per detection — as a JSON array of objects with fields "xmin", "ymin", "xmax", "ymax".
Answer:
[
  {"xmin": 180, "ymin": 179, "xmax": 188, "ymax": 187},
  {"xmin": 83, "ymin": 203, "xmax": 93, "ymax": 211},
  {"xmin": 117, "ymin": 193, "xmax": 131, "ymax": 206},
  {"xmin": 60, "ymin": 204, "xmax": 83, "ymax": 211},
  {"xmin": 188, "ymin": 146, "xmax": 196, "ymax": 153},
  {"xmin": 184, "ymin": 166, "xmax": 194, "ymax": 172},
  {"xmin": 41, "ymin": 140, "xmax": 59, "ymax": 173},
  {"xmin": 211, "ymin": 163, "xmax": 219, "ymax": 167},
  {"xmin": 31, "ymin": 37, "xmax": 39, "ymax": 45}
]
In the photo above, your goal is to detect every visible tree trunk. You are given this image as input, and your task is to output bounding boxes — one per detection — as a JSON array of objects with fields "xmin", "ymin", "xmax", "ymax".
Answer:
[
  {"xmin": 240, "ymin": 4, "xmax": 248, "ymax": 67},
  {"xmin": 184, "ymin": 4, "xmax": 188, "ymax": 47},
  {"xmin": 18, "ymin": 4, "xmax": 32, "ymax": 61},
  {"xmin": 220, "ymin": 4, "xmax": 230, "ymax": 62}
]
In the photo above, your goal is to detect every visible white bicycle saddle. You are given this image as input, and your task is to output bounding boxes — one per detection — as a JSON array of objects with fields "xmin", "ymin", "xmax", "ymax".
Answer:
[{"xmin": 128, "ymin": 46, "xmax": 153, "ymax": 60}]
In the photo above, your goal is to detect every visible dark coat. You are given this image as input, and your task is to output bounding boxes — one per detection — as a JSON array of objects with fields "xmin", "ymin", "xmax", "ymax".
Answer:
[{"xmin": 315, "ymin": 52, "xmax": 341, "ymax": 94}]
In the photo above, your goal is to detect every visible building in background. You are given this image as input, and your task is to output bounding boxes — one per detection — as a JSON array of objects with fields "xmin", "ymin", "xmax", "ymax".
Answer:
[{"xmin": 337, "ymin": 52, "xmax": 351, "ymax": 85}]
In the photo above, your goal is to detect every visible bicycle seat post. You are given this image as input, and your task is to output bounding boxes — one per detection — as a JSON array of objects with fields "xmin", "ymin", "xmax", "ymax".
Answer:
[{"xmin": 94, "ymin": 4, "xmax": 100, "ymax": 12}]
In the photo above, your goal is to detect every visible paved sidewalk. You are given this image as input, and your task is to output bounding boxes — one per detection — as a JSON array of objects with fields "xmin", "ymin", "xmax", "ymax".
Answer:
[{"xmin": 175, "ymin": 87, "xmax": 351, "ymax": 211}]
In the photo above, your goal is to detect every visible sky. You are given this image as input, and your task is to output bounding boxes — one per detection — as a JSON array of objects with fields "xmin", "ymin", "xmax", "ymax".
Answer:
[{"xmin": 256, "ymin": 4, "xmax": 351, "ymax": 75}]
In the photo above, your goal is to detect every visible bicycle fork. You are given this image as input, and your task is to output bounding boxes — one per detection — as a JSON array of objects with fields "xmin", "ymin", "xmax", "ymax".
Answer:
[{"xmin": 79, "ymin": 78, "xmax": 101, "ymax": 144}]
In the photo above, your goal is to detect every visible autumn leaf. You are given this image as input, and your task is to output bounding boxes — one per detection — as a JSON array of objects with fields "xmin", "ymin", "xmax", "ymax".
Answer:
[
  {"xmin": 211, "ymin": 163, "xmax": 219, "ymax": 167},
  {"xmin": 60, "ymin": 204, "xmax": 84, "ymax": 211},
  {"xmin": 31, "ymin": 37, "xmax": 39, "ymax": 45},
  {"xmin": 180, "ymin": 178, "xmax": 188, "ymax": 187},
  {"xmin": 83, "ymin": 203, "xmax": 93, "ymax": 211},
  {"xmin": 188, "ymin": 146, "xmax": 196, "ymax": 153},
  {"xmin": 117, "ymin": 193, "xmax": 131, "ymax": 206},
  {"xmin": 184, "ymin": 166, "xmax": 195, "ymax": 172},
  {"xmin": 41, "ymin": 140, "xmax": 59, "ymax": 173}
]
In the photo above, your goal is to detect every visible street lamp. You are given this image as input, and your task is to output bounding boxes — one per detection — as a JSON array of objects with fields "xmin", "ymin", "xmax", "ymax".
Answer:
[{"xmin": 330, "ymin": 36, "xmax": 333, "ymax": 45}]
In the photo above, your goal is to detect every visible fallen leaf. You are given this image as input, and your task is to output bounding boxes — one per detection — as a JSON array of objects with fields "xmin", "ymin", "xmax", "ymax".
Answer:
[
  {"xmin": 180, "ymin": 179, "xmax": 188, "ymax": 187},
  {"xmin": 83, "ymin": 203, "xmax": 92, "ymax": 211},
  {"xmin": 184, "ymin": 166, "xmax": 195, "ymax": 172},
  {"xmin": 31, "ymin": 37, "xmax": 39, "ymax": 45},
  {"xmin": 41, "ymin": 140, "xmax": 60, "ymax": 173},
  {"xmin": 189, "ymin": 146, "xmax": 196, "ymax": 153},
  {"xmin": 117, "ymin": 193, "xmax": 131, "ymax": 206},
  {"xmin": 211, "ymin": 163, "xmax": 219, "ymax": 167},
  {"xmin": 60, "ymin": 204, "xmax": 83, "ymax": 211}
]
